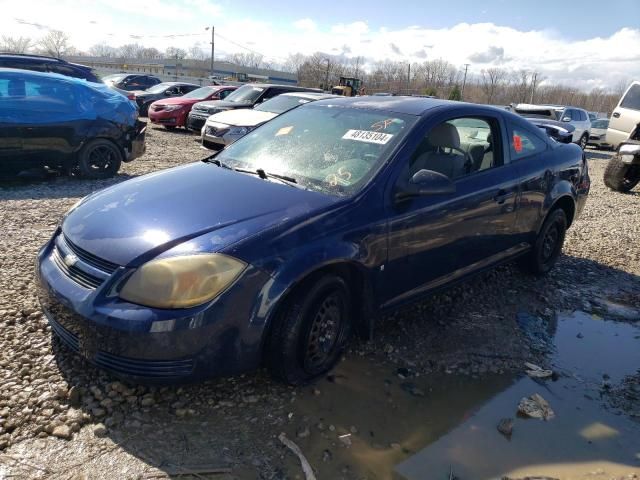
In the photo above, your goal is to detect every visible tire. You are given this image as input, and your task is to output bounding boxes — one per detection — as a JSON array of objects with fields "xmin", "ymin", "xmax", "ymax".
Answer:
[
  {"xmin": 266, "ymin": 275, "xmax": 352, "ymax": 385},
  {"xmin": 603, "ymin": 155, "xmax": 640, "ymax": 192},
  {"xmin": 164, "ymin": 125, "xmax": 176, "ymax": 130},
  {"xmin": 578, "ymin": 134, "xmax": 588, "ymax": 150},
  {"xmin": 518, "ymin": 208, "xmax": 567, "ymax": 275},
  {"xmin": 202, "ymin": 140, "xmax": 222, "ymax": 151},
  {"xmin": 76, "ymin": 139, "xmax": 123, "ymax": 179}
]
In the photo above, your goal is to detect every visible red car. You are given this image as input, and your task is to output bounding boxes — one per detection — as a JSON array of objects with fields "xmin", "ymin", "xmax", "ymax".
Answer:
[{"xmin": 148, "ymin": 85, "xmax": 237, "ymax": 129}]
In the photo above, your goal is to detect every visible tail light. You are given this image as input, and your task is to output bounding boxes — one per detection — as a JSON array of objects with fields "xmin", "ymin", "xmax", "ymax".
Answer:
[{"xmin": 127, "ymin": 93, "xmax": 135, "ymax": 100}]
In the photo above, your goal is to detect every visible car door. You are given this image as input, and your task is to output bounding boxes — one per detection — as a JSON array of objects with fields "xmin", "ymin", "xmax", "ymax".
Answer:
[
  {"xmin": 0, "ymin": 76, "xmax": 24, "ymax": 171},
  {"xmin": 20, "ymin": 76, "xmax": 83, "ymax": 167},
  {"xmin": 381, "ymin": 110, "xmax": 521, "ymax": 307},
  {"xmin": 506, "ymin": 120, "xmax": 556, "ymax": 242},
  {"xmin": 608, "ymin": 82, "xmax": 640, "ymax": 148}
]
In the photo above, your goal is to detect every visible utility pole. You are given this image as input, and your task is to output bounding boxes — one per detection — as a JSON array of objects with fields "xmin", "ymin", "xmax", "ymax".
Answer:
[
  {"xmin": 324, "ymin": 58, "xmax": 330, "ymax": 92},
  {"xmin": 407, "ymin": 63, "xmax": 411, "ymax": 95},
  {"xmin": 530, "ymin": 71, "xmax": 538, "ymax": 104},
  {"xmin": 461, "ymin": 63, "xmax": 470, "ymax": 100},
  {"xmin": 210, "ymin": 25, "xmax": 215, "ymax": 78},
  {"xmin": 175, "ymin": 53, "xmax": 179, "ymax": 81}
]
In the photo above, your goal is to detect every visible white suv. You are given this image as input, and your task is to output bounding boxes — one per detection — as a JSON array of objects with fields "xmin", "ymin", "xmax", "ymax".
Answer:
[
  {"xmin": 607, "ymin": 81, "xmax": 640, "ymax": 149},
  {"xmin": 514, "ymin": 104, "xmax": 591, "ymax": 149}
]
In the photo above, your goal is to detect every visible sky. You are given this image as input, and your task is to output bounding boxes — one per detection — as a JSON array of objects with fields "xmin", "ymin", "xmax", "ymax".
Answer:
[{"xmin": 1, "ymin": 0, "xmax": 639, "ymax": 91}]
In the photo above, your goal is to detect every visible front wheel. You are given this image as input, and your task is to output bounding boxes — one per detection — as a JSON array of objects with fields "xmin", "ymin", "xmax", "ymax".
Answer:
[
  {"xmin": 578, "ymin": 134, "xmax": 588, "ymax": 150},
  {"xmin": 266, "ymin": 275, "xmax": 352, "ymax": 385},
  {"xmin": 603, "ymin": 155, "xmax": 640, "ymax": 192},
  {"xmin": 76, "ymin": 139, "xmax": 122, "ymax": 179},
  {"xmin": 519, "ymin": 208, "xmax": 567, "ymax": 275}
]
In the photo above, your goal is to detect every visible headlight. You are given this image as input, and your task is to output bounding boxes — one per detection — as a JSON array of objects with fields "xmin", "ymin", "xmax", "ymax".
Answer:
[
  {"xmin": 119, "ymin": 254, "xmax": 246, "ymax": 309},
  {"xmin": 228, "ymin": 126, "xmax": 253, "ymax": 136},
  {"xmin": 164, "ymin": 104, "xmax": 184, "ymax": 112}
]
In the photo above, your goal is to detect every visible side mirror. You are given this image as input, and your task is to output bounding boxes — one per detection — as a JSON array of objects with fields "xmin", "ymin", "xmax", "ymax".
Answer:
[
  {"xmin": 562, "ymin": 116, "xmax": 571, "ymax": 122},
  {"xmin": 394, "ymin": 169, "xmax": 455, "ymax": 202}
]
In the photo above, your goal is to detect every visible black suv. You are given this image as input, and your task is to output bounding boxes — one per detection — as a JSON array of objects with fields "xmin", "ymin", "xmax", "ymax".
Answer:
[
  {"xmin": 187, "ymin": 83, "xmax": 322, "ymax": 131},
  {"xmin": 0, "ymin": 53, "xmax": 100, "ymax": 83},
  {"xmin": 102, "ymin": 74, "xmax": 162, "ymax": 92}
]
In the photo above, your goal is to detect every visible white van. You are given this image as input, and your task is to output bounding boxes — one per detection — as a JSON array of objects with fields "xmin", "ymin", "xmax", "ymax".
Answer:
[{"xmin": 607, "ymin": 81, "xmax": 640, "ymax": 149}]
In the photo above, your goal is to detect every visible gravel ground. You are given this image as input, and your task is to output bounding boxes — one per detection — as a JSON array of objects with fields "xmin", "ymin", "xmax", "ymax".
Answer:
[{"xmin": 0, "ymin": 128, "xmax": 639, "ymax": 479}]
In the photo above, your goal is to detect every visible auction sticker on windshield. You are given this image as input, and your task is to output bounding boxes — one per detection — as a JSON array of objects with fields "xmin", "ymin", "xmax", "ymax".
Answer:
[{"xmin": 342, "ymin": 130, "xmax": 394, "ymax": 145}]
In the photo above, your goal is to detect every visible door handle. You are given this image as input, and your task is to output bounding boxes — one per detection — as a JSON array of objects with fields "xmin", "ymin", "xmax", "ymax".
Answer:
[
  {"xmin": 612, "ymin": 112, "xmax": 621, "ymax": 118},
  {"xmin": 493, "ymin": 190, "xmax": 514, "ymax": 204}
]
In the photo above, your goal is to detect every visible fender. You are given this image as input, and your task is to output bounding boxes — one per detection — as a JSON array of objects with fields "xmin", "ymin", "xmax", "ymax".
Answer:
[
  {"xmin": 537, "ymin": 180, "xmax": 576, "ymax": 233},
  {"xmin": 252, "ymin": 241, "xmax": 377, "ymax": 344}
]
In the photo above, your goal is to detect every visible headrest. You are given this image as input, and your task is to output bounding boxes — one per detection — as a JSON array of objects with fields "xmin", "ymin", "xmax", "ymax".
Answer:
[{"xmin": 428, "ymin": 122, "xmax": 460, "ymax": 149}]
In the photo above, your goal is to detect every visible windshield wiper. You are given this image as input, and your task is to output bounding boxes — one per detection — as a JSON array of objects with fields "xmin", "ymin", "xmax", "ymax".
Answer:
[
  {"xmin": 204, "ymin": 157, "xmax": 302, "ymax": 189},
  {"xmin": 203, "ymin": 157, "xmax": 233, "ymax": 170},
  {"xmin": 256, "ymin": 168, "xmax": 297, "ymax": 184}
]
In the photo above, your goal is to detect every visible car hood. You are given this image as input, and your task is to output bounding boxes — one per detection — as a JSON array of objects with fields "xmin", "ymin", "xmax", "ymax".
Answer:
[
  {"xmin": 206, "ymin": 109, "xmax": 277, "ymax": 127},
  {"xmin": 152, "ymin": 97, "xmax": 200, "ymax": 106},
  {"xmin": 195, "ymin": 99, "xmax": 251, "ymax": 110},
  {"xmin": 62, "ymin": 162, "xmax": 335, "ymax": 266}
]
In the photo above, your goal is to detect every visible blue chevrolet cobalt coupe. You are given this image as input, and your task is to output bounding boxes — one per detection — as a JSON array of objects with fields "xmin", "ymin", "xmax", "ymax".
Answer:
[{"xmin": 37, "ymin": 97, "xmax": 590, "ymax": 384}]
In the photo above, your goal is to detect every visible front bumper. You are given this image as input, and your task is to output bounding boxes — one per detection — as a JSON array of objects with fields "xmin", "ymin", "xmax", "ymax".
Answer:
[
  {"xmin": 36, "ymin": 232, "xmax": 270, "ymax": 383},
  {"xmin": 187, "ymin": 112, "xmax": 210, "ymax": 132}
]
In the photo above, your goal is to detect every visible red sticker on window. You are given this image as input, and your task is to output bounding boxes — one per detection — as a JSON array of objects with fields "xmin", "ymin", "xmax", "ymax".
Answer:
[{"xmin": 513, "ymin": 134, "xmax": 523, "ymax": 153}]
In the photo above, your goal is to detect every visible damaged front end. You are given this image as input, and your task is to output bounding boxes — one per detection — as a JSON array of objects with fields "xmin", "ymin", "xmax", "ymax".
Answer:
[{"xmin": 123, "ymin": 119, "xmax": 147, "ymax": 162}]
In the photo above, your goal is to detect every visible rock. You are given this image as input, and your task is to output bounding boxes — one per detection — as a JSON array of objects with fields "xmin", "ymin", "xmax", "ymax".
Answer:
[
  {"xmin": 524, "ymin": 362, "xmax": 553, "ymax": 379},
  {"xmin": 91, "ymin": 407, "xmax": 106, "ymax": 418},
  {"xmin": 99, "ymin": 398, "xmax": 114, "ymax": 409},
  {"xmin": 296, "ymin": 426, "xmax": 310, "ymax": 438},
  {"xmin": 322, "ymin": 449, "xmax": 333, "ymax": 462},
  {"xmin": 140, "ymin": 396, "xmax": 155, "ymax": 407},
  {"xmin": 497, "ymin": 418, "xmax": 514, "ymax": 438},
  {"xmin": 51, "ymin": 425, "xmax": 72, "ymax": 440},
  {"xmin": 338, "ymin": 433, "xmax": 352, "ymax": 447},
  {"xmin": 400, "ymin": 382, "xmax": 425, "ymax": 397},
  {"xmin": 243, "ymin": 395, "xmax": 260, "ymax": 404},
  {"xmin": 89, "ymin": 386, "xmax": 104, "ymax": 401},
  {"xmin": 67, "ymin": 386, "xmax": 81, "ymax": 408},
  {"xmin": 518, "ymin": 394, "xmax": 555, "ymax": 421}
]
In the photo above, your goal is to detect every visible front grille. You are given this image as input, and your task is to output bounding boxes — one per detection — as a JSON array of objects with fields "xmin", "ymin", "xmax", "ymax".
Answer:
[
  {"xmin": 60, "ymin": 235, "xmax": 118, "ymax": 274},
  {"xmin": 49, "ymin": 317, "xmax": 195, "ymax": 378},
  {"xmin": 51, "ymin": 247, "xmax": 103, "ymax": 289}
]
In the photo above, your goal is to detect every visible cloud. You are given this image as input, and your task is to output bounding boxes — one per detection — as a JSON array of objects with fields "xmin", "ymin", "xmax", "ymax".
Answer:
[
  {"xmin": 390, "ymin": 43, "xmax": 403, "ymax": 55},
  {"xmin": 468, "ymin": 45, "xmax": 507, "ymax": 63},
  {"xmin": 294, "ymin": 18, "xmax": 316, "ymax": 31},
  {"xmin": 413, "ymin": 49, "xmax": 429, "ymax": 59}
]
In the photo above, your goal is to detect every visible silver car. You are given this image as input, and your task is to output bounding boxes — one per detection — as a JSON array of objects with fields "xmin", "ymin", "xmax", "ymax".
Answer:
[
  {"xmin": 587, "ymin": 118, "xmax": 611, "ymax": 149},
  {"xmin": 201, "ymin": 92, "xmax": 338, "ymax": 150},
  {"xmin": 514, "ymin": 104, "xmax": 591, "ymax": 149}
]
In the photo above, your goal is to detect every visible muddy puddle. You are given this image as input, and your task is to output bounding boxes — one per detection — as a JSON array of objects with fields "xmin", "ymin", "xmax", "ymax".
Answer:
[{"xmin": 284, "ymin": 312, "xmax": 640, "ymax": 479}]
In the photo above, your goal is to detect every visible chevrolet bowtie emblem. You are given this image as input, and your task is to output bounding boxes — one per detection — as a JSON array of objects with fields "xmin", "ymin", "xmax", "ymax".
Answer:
[{"xmin": 64, "ymin": 254, "xmax": 79, "ymax": 267}]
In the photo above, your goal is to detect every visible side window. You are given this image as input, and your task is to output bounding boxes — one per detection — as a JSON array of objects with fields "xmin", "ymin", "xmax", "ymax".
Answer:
[
  {"xmin": 182, "ymin": 85, "xmax": 198, "ymax": 94},
  {"xmin": 47, "ymin": 64, "xmax": 82, "ymax": 80},
  {"xmin": 262, "ymin": 88, "xmax": 285, "ymax": 100},
  {"xmin": 578, "ymin": 110, "xmax": 587, "ymax": 121},
  {"xmin": 219, "ymin": 89, "xmax": 232, "ymax": 99},
  {"xmin": 408, "ymin": 116, "xmax": 502, "ymax": 180},
  {"xmin": 620, "ymin": 84, "xmax": 640, "ymax": 111},
  {"xmin": 510, "ymin": 127, "xmax": 547, "ymax": 160}
]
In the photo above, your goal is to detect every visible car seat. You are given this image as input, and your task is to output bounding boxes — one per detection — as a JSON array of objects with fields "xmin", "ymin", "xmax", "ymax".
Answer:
[{"xmin": 412, "ymin": 123, "xmax": 468, "ymax": 179}]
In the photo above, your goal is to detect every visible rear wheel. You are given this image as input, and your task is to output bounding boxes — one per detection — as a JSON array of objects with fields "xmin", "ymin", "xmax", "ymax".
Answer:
[
  {"xmin": 603, "ymin": 155, "xmax": 640, "ymax": 192},
  {"xmin": 266, "ymin": 275, "xmax": 352, "ymax": 385},
  {"xmin": 519, "ymin": 208, "xmax": 567, "ymax": 275},
  {"xmin": 76, "ymin": 139, "xmax": 122, "ymax": 179},
  {"xmin": 164, "ymin": 125, "xmax": 176, "ymax": 130}
]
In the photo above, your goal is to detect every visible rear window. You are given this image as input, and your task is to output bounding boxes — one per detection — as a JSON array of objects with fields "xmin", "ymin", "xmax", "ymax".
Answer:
[{"xmin": 620, "ymin": 84, "xmax": 640, "ymax": 111}]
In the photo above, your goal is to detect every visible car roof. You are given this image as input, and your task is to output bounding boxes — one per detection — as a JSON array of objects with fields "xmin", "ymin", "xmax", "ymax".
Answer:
[
  {"xmin": 243, "ymin": 83, "xmax": 323, "ymax": 92},
  {"xmin": 311, "ymin": 95, "xmax": 459, "ymax": 116},
  {"xmin": 0, "ymin": 52, "xmax": 64, "ymax": 63},
  {"xmin": 278, "ymin": 92, "xmax": 340, "ymax": 100},
  {"xmin": 156, "ymin": 81, "xmax": 199, "ymax": 86}
]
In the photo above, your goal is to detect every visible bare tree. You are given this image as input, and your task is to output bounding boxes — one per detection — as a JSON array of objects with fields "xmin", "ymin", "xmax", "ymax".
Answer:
[
  {"xmin": 480, "ymin": 67, "xmax": 508, "ymax": 104},
  {"xmin": 165, "ymin": 47, "xmax": 187, "ymax": 60},
  {"xmin": 118, "ymin": 43, "xmax": 143, "ymax": 60},
  {"xmin": 89, "ymin": 43, "xmax": 118, "ymax": 58},
  {"xmin": 188, "ymin": 44, "xmax": 208, "ymax": 61},
  {"xmin": 282, "ymin": 53, "xmax": 306, "ymax": 75},
  {"xmin": 228, "ymin": 52, "xmax": 265, "ymax": 68},
  {"xmin": 1, "ymin": 36, "xmax": 33, "ymax": 53},
  {"xmin": 140, "ymin": 47, "xmax": 161, "ymax": 60},
  {"xmin": 39, "ymin": 30, "xmax": 70, "ymax": 57}
]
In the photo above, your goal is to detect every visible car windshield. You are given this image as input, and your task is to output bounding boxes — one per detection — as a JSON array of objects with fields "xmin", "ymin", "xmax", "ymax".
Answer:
[
  {"xmin": 183, "ymin": 86, "xmax": 219, "ymax": 100},
  {"xmin": 215, "ymin": 104, "xmax": 416, "ymax": 196},
  {"xmin": 225, "ymin": 85, "xmax": 265, "ymax": 103},
  {"xmin": 254, "ymin": 95, "xmax": 312, "ymax": 114},
  {"xmin": 145, "ymin": 83, "xmax": 173, "ymax": 94},
  {"xmin": 592, "ymin": 119, "xmax": 609, "ymax": 129}
]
